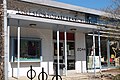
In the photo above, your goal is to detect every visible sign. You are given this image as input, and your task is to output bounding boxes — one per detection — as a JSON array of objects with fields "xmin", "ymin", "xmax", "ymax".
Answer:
[
  {"xmin": 16, "ymin": 10, "xmax": 86, "ymax": 23},
  {"xmin": 77, "ymin": 48, "xmax": 86, "ymax": 51}
]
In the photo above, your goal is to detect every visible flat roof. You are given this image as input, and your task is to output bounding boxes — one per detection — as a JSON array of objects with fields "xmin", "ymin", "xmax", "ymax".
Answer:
[
  {"xmin": 20, "ymin": 0, "xmax": 108, "ymax": 16},
  {"xmin": 8, "ymin": 14, "xmax": 98, "ymax": 30}
]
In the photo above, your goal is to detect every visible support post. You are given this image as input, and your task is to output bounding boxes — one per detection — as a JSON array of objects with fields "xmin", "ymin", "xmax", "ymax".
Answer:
[
  {"xmin": 57, "ymin": 30, "xmax": 60, "ymax": 75},
  {"xmin": 64, "ymin": 31, "xmax": 67, "ymax": 76},
  {"xmin": 98, "ymin": 30, "xmax": 101, "ymax": 73},
  {"xmin": 7, "ymin": 25, "xmax": 10, "ymax": 76},
  {"xmin": 93, "ymin": 31, "xmax": 96, "ymax": 75},
  {"xmin": 17, "ymin": 22, "xmax": 20, "ymax": 79},
  {"xmin": 107, "ymin": 40, "xmax": 110, "ymax": 68},
  {"xmin": 3, "ymin": 0, "xmax": 8, "ymax": 80}
]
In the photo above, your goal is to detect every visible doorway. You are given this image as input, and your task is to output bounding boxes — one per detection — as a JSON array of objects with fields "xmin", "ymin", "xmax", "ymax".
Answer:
[{"xmin": 53, "ymin": 32, "xmax": 75, "ymax": 71}]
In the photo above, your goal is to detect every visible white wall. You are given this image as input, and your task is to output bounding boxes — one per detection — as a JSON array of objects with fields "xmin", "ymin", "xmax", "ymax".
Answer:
[
  {"xmin": 75, "ymin": 32, "xmax": 86, "ymax": 73},
  {"xmin": 8, "ymin": 27, "xmax": 54, "ymax": 77}
]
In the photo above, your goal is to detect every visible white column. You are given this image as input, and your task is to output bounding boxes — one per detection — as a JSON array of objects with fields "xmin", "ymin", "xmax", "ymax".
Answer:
[
  {"xmin": 3, "ymin": 0, "xmax": 8, "ymax": 80},
  {"xmin": 57, "ymin": 31, "xmax": 60, "ymax": 75},
  {"xmin": 98, "ymin": 31, "xmax": 101, "ymax": 73},
  {"xmin": 7, "ymin": 25, "xmax": 10, "ymax": 76},
  {"xmin": 17, "ymin": 26, "xmax": 20, "ymax": 79},
  {"xmin": 93, "ymin": 31, "xmax": 96, "ymax": 75},
  {"xmin": 64, "ymin": 31, "xmax": 67, "ymax": 76},
  {"xmin": 107, "ymin": 40, "xmax": 110, "ymax": 67}
]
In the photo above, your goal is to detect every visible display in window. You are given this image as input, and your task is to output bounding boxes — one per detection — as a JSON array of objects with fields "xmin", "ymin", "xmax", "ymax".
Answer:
[{"xmin": 12, "ymin": 38, "xmax": 41, "ymax": 61}]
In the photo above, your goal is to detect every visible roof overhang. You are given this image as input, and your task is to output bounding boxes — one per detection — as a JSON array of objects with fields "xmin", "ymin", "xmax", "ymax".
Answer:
[
  {"xmin": 19, "ymin": 0, "xmax": 107, "ymax": 16},
  {"xmin": 7, "ymin": 13, "xmax": 98, "ymax": 33}
]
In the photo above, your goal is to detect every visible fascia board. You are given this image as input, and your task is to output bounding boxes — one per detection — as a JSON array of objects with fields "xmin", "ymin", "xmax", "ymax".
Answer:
[{"xmin": 7, "ymin": 13, "xmax": 98, "ymax": 30}]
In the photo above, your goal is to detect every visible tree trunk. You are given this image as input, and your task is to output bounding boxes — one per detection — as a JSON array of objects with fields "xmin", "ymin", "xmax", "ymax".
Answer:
[{"xmin": 0, "ymin": 1, "xmax": 4, "ymax": 80}]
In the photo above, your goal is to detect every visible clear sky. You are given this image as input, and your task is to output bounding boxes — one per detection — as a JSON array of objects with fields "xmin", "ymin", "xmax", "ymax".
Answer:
[{"xmin": 55, "ymin": 0, "xmax": 113, "ymax": 10}]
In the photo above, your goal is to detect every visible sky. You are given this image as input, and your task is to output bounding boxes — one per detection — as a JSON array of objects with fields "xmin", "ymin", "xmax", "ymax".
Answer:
[{"xmin": 55, "ymin": 0, "xmax": 113, "ymax": 10}]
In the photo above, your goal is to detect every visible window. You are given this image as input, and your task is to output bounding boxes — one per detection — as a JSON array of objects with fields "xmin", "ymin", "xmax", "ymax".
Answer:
[
  {"xmin": 11, "ymin": 37, "xmax": 41, "ymax": 62},
  {"xmin": 85, "ymin": 14, "xmax": 98, "ymax": 24}
]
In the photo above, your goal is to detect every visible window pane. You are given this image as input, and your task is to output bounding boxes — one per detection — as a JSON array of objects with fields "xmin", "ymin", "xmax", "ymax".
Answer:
[{"xmin": 13, "ymin": 38, "xmax": 41, "ymax": 61}]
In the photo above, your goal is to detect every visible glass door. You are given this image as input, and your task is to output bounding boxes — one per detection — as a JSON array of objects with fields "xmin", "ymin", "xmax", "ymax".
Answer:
[
  {"xmin": 53, "ymin": 41, "xmax": 75, "ymax": 70},
  {"xmin": 54, "ymin": 42, "xmax": 65, "ymax": 70},
  {"xmin": 67, "ymin": 42, "xmax": 75, "ymax": 70}
]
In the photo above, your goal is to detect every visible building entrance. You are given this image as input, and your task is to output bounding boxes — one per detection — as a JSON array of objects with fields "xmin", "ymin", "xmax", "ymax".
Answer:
[
  {"xmin": 53, "ymin": 32, "xmax": 75, "ymax": 71},
  {"xmin": 53, "ymin": 41, "xmax": 75, "ymax": 70}
]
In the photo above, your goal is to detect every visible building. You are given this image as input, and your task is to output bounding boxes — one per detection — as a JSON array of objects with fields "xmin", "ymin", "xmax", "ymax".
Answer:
[{"xmin": 4, "ymin": 0, "xmax": 120, "ymax": 79}]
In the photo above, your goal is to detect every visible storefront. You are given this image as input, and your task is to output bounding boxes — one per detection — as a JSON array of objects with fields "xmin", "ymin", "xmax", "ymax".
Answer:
[
  {"xmin": 86, "ymin": 34, "xmax": 120, "ymax": 70},
  {"xmin": 5, "ymin": 0, "xmax": 120, "ymax": 79}
]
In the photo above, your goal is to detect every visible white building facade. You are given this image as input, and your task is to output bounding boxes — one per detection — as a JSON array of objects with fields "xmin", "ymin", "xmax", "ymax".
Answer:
[{"xmin": 5, "ymin": 0, "xmax": 120, "ymax": 78}]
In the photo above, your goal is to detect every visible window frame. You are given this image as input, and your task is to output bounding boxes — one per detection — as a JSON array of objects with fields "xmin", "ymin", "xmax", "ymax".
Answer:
[{"xmin": 10, "ymin": 37, "xmax": 42, "ymax": 62}]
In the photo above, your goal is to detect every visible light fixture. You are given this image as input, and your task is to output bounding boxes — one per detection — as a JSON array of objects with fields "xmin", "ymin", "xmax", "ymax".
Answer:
[
  {"xmin": 29, "ymin": 24, "xmax": 36, "ymax": 27},
  {"xmin": 70, "ymin": 28, "xmax": 76, "ymax": 32}
]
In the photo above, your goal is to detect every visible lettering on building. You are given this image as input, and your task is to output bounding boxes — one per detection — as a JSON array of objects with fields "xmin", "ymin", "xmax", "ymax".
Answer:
[
  {"xmin": 77, "ymin": 48, "xmax": 86, "ymax": 51},
  {"xmin": 15, "ymin": 10, "xmax": 86, "ymax": 23}
]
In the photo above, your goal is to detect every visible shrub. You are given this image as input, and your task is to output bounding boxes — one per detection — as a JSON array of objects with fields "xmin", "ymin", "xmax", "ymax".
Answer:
[{"xmin": 113, "ymin": 74, "xmax": 120, "ymax": 80}]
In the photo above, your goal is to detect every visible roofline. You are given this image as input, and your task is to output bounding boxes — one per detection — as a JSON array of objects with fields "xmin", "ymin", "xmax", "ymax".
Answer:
[
  {"xmin": 19, "ymin": 0, "xmax": 108, "ymax": 16},
  {"xmin": 7, "ymin": 14, "xmax": 98, "ymax": 30}
]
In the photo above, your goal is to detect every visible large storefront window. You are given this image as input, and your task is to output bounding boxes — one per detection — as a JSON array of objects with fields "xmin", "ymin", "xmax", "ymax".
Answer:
[
  {"xmin": 86, "ymin": 35, "xmax": 97, "ymax": 69},
  {"xmin": 11, "ymin": 37, "xmax": 41, "ymax": 62},
  {"xmin": 109, "ymin": 41, "xmax": 120, "ymax": 67},
  {"xmin": 100, "ymin": 40, "xmax": 108, "ymax": 67},
  {"xmin": 86, "ymin": 35, "xmax": 108, "ymax": 69},
  {"xmin": 86, "ymin": 35, "xmax": 120, "ymax": 69}
]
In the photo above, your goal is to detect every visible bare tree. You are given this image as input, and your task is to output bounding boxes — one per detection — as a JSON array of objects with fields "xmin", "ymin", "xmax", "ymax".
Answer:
[
  {"xmin": 99, "ymin": 0, "xmax": 120, "ymax": 40},
  {"xmin": 101, "ymin": 0, "xmax": 120, "ymax": 67}
]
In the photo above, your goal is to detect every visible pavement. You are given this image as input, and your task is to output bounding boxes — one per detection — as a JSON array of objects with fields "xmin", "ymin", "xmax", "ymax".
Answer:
[
  {"xmin": 9, "ymin": 73, "xmax": 92, "ymax": 80},
  {"xmin": 9, "ymin": 69, "xmax": 120, "ymax": 80},
  {"xmin": 8, "ymin": 73, "xmax": 103, "ymax": 80}
]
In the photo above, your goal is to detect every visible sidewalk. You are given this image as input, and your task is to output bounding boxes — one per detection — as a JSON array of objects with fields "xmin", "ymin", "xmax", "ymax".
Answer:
[
  {"xmin": 9, "ymin": 69, "xmax": 120, "ymax": 80},
  {"xmin": 9, "ymin": 73, "xmax": 101, "ymax": 80}
]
